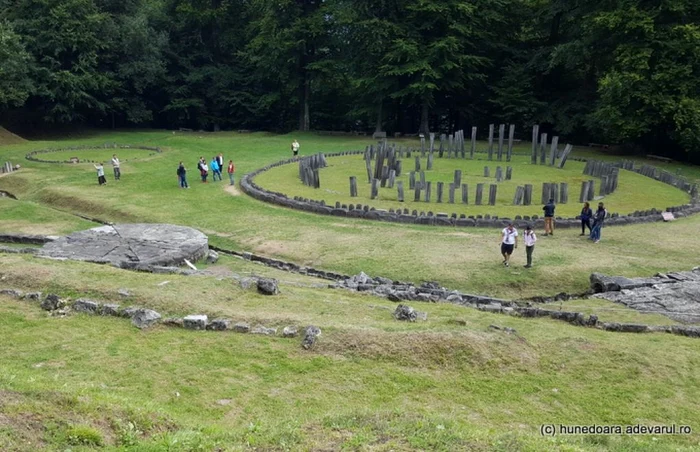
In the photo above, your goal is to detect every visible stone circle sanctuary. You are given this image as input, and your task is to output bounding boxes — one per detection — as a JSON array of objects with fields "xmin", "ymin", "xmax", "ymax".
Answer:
[{"xmin": 244, "ymin": 125, "xmax": 699, "ymax": 229}]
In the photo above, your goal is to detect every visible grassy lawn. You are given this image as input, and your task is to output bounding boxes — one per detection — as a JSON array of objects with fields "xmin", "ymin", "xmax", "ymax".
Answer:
[
  {"xmin": 1, "ymin": 254, "xmax": 700, "ymax": 451},
  {"xmin": 2, "ymin": 130, "xmax": 700, "ymax": 450}
]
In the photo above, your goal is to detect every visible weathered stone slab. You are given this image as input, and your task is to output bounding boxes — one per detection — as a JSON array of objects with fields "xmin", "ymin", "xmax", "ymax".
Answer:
[
  {"xmin": 39, "ymin": 224, "xmax": 209, "ymax": 268},
  {"xmin": 184, "ymin": 315, "xmax": 208, "ymax": 330}
]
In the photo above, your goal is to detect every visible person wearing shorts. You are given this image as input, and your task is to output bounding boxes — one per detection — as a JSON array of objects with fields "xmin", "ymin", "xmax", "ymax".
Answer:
[{"xmin": 500, "ymin": 223, "xmax": 518, "ymax": 267}]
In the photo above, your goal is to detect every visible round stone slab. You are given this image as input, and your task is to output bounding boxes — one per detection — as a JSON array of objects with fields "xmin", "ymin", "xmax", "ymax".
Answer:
[{"xmin": 39, "ymin": 224, "xmax": 208, "ymax": 267}]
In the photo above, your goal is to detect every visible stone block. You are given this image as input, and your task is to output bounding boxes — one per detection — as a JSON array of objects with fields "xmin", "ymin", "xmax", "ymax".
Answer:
[{"xmin": 184, "ymin": 315, "xmax": 208, "ymax": 330}]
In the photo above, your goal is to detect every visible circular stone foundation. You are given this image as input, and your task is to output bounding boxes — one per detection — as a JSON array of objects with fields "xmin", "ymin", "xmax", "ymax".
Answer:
[{"xmin": 39, "ymin": 224, "xmax": 208, "ymax": 268}]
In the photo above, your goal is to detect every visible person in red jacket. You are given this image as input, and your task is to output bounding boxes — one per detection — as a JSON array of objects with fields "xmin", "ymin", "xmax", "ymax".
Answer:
[{"xmin": 227, "ymin": 160, "xmax": 235, "ymax": 185}]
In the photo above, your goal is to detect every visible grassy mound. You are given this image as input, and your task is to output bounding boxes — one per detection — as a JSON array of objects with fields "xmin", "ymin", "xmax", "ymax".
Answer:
[{"xmin": 0, "ymin": 126, "xmax": 26, "ymax": 146}]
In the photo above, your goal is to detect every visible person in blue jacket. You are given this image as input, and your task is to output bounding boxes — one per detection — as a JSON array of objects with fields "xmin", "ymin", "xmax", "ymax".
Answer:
[
  {"xmin": 210, "ymin": 156, "xmax": 222, "ymax": 181},
  {"xmin": 579, "ymin": 202, "xmax": 593, "ymax": 236}
]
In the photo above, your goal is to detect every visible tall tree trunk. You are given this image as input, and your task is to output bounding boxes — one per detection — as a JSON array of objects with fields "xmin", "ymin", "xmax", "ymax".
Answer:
[
  {"xmin": 298, "ymin": 75, "xmax": 310, "ymax": 131},
  {"xmin": 375, "ymin": 100, "xmax": 383, "ymax": 132},
  {"xmin": 419, "ymin": 101, "xmax": 430, "ymax": 135}
]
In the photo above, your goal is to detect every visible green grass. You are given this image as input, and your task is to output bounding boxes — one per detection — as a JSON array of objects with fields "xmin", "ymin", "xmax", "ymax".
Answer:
[
  {"xmin": 1, "ymin": 254, "xmax": 700, "ymax": 450},
  {"xmin": 256, "ymin": 152, "xmax": 690, "ymax": 218},
  {"xmin": 2, "ymin": 130, "xmax": 700, "ymax": 450}
]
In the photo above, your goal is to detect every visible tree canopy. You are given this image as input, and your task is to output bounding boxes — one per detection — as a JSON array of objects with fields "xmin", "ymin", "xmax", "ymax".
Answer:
[{"xmin": 1, "ymin": 0, "xmax": 699, "ymax": 161}]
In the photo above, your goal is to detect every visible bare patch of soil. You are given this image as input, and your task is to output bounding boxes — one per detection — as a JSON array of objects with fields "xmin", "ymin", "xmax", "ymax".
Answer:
[{"xmin": 224, "ymin": 185, "xmax": 241, "ymax": 196}]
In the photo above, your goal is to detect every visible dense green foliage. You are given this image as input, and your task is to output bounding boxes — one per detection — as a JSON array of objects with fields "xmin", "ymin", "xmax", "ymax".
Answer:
[{"xmin": 1, "ymin": 0, "xmax": 699, "ymax": 160}]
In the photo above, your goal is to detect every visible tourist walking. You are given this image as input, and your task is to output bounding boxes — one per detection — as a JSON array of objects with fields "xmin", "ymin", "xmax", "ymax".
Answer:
[
  {"xmin": 216, "ymin": 153, "xmax": 224, "ymax": 173},
  {"xmin": 227, "ymin": 160, "xmax": 235, "ymax": 185},
  {"xmin": 291, "ymin": 139, "xmax": 300, "ymax": 156},
  {"xmin": 590, "ymin": 202, "xmax": 608, "ymax": 243},
  {"xmin": 111, "ymin": 154, "xmax": 121, "ymax": 180},
  {"xmin": 94, "ymin": 163, "xmax": 107, "ymax": 185},
  {"xmin": 210, "ymin": 156, "xmax": 222, "ymax": 181},
  {"xmin": 177, "ymin": 161, "xmax": 188, "ymax": 188},
  {"xmin": 499, "ymin": 222, "xmax": 518, "ymax": 267},
  {"xmin": 543, "ymin": 198, "xmax": 556, "ymax": 235},
  {"xmin": 523, "ymin": 225, "xmax": 537, "ymax": 268},
  {"xmin": 580, "ymin": 202, "xmax": 593, "ymax": 236}
]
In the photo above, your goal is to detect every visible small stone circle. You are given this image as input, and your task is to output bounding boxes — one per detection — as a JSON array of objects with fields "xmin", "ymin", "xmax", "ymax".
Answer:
[{"xmin": 39, "ymin": 224, "xmax": 208, "ymax": 267}]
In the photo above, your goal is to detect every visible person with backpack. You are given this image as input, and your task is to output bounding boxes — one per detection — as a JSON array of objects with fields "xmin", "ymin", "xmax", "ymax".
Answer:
[
  {"xmin": 227, "ymin": 160, "xmax": 235, "ymax": 185},
  {"xmin": 177, "ymin": 162, "xmax": 188, "ymax": 188},
  {"xmin": 580, "ymin": 202, "xmax": 593, "ymax": 236},
  {"xmin": 198, "ymin": 157, "xmax": 208, "ymax": 183},
  {"xmin": 542, "ymin": 198, "xmax": 556, "ymax": 235},
  {"xmin": 590, "ymin": 202, "xmax": 608, "ymax": 243}
]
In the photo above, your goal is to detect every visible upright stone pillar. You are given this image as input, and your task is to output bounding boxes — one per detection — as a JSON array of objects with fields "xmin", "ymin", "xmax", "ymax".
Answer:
[
  {"xmin": 349, "ymin": 176, "xmax": 358, "ymax": 197},
  {"xmin": 476, "ymin": 183, "xmax": 484, "ymax": 205},
  {"xmin": 488, "ymin": 184, "xmax": 498, "ymax": 205}
]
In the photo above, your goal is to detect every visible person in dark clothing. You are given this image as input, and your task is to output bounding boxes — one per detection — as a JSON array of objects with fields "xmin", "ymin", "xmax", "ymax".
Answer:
[
  {"xmin": 543, "ymin": 198, "xmax": 555, "ymax": 235},
  {"xmin": 589, "ymin": 202, "xmax": 607, "ymax": 243},
  {"xmin": 177, "ymin": 161, "xmax": 188, "ymax": 188},
  {"xmin": 580, "ymin": 202, "xmax": 593, "ymax": 236}
]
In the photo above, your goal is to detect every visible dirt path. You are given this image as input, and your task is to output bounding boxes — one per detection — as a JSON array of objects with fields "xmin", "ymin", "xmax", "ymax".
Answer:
[{"xmin": 224, "ymin": 184, "xmax": 241, "ymax": 196}]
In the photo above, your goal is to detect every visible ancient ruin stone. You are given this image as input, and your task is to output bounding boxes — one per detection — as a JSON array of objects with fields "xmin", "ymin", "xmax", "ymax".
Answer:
[
  {"xmin": 23, "ymin": 292, "xmax": 42, "ymax": 301},
  {"xmin": 184, "ymin": 315, "xmax": 208, "ymax": 330},
  {"xmin": 302, "ymin": 325, "xmax": 321, "ymax": 349},
  {"xmin": 39, "ymin": 224, "xmax": 208, "ymax": 267},
  {"xmin": 162, "ymin": 317, "xmax": 184, "ymax": 327},
  {"xmin": 591, "ymin": 269, "xmax": 700, "ymax": 323},
  {"xmin": 206, "ymin": 318, "xmax": 231, "ymax": 331},
  {"xmin": 117, "ymin": 289, "xmax": 130, "ymax": 298},
  {"xmin": 251, "ymin": 325, "xmax": 277, "ymax": 335},
  {"xmin": 100, "ymin": 304, "xmax": 120, "ymax": 316},
  {"xmin": 256, "ymin": 278, "xmax": 279, "ymax": 295},
  {"xmin": 73, "ymin": 299, "xmax": 100, "ymax": 314},
  {"xmin": 130, "ymin": 309, "xmax": 161, "ymax": 329},
  {"xmin": 233, "ymin": 322, "xmax": 250, "ymax": 333},
  {"xmin": 206, "ymin": 250, "xmax": 219, "ymax": 264},
  {"xmin": 41, "ymin": 294, "xmax": 64, "ymax": 311},
  {"xmin": 393, "ymin": 304, "xmax": 417, "ymax": 322},
  {"xmin": 282, "ymin": 326, "xmax": 299, "ymax": 338},
  {"xmin": 0, "ymin": 289, "xmax": 23, "ymax": 298}
]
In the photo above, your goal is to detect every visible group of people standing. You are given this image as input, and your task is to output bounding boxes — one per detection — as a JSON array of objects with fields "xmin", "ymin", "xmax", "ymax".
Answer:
[
  {"xmin": 93, "ymin": 154, "xmax": 121, "ymax": 185},
  {"xmin": 500, "ymin": 200, "xmax": 609, "ymax": 268},
  {"xmin": 177, "ymin": 153, "xmax": 235, "ymax": 189}
]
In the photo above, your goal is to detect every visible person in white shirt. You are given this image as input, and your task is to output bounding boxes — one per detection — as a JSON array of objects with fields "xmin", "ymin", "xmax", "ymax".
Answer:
[
  {"xmin": 94, "ymin": 163, "xmax": 106, "ymax": 185},
  {"xmin": 291, "ymin": 139, "xmax": 300, "ymax": 156},
  {"xmin": 111, "ymin": 154, "xmax": 121, "ymax": 180},
  {"xmin": 499, "ymin": 223, "xmax": 518, "ymax": 267},
  {"xmin": 523, "ymin": 225, "xmax": 537, "ymax": 268}
]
